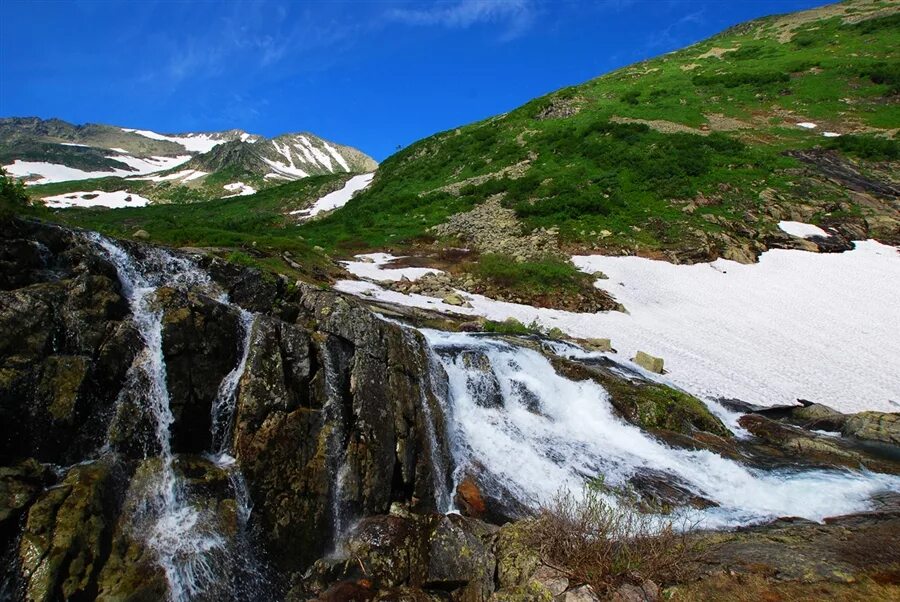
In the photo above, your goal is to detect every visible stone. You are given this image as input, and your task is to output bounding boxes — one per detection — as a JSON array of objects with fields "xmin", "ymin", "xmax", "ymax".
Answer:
[
  {"xmin": 556, "ymin": 585, "xmax": 600, "ymax": 601},
  {"xmin": 791, "ymin": 403, "xmax": 847, "ymax": 431},
  {"xmin": 633, "ymin": 351, "xmax": 664, "ymax": 374},
  {"xmin": 842, "ymin": 412, "xmax": 900, "ymax": 446},
  {"xmin": 455, "ymin": 475, "xmax": 488, "ymax": 519},
  {"xmin": 442, "ymin": 293, "xmax": 466, "ymax": 306},
  {"xmin": 132, "ymin": 229, "xmax": 150, "ymax": 240},
  {"xmin": 581, "ymin": 338, "xmax": 612, "ymax": 353}
]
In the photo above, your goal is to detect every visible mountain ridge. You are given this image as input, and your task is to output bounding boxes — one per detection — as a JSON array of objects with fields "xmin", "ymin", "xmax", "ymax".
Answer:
[{"xmin": 1, "ymin": 116, "xmax": 377, "ymax": 205}]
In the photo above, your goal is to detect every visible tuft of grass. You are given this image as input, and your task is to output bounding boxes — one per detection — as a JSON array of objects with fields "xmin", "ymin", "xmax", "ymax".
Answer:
[{"xmin": 472, "ymin": 254, "xmax": 593, "ymax": 296}]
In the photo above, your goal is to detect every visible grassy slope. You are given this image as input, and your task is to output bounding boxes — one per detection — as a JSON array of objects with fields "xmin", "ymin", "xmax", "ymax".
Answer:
[
  {"xmin": 53, "ymin": 174, "xmax": 350, "ymax": 280},
  {"xmin": 298, "ymin": 0, "xmax": 898, "ymax": 259}
]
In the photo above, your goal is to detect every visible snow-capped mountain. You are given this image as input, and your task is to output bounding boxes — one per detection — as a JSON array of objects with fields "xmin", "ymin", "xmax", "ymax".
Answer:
[{"xmin": 0, "ymin": 117, "xmax": 376, "ymax": 188}]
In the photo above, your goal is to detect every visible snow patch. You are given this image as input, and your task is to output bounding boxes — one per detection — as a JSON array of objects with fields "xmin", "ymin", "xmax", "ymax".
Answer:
[
  {"xmin": 222, "ymin": 182, "xmax": 255, "ymax": 197},
  {"xmin": 338, "ymin": 241, "xmax": 900, "ymax": 414},
  {"xmin": 779, "ymin": 221, "xmax": 831, "ymax": 238},
  {"xmin": 42, "ymin": 189, "xmax": 151, "ymax": 209},
  {"xmin": 4, "ymin": 154, "xmax": 191, "ymax": 185},
  {"xmin": 823, "ymin": 132, "xmax": 841, "ymax": 138},
  {"xmin": 342, "ymin": 252, "xmax": 443, "ymax": 282},
  {"xmin": 59, "ymin": 142, "xmax": 89, "ymax": 148},
  {"xmin": 290, "ymin": 173, "xmax": 374, "ymax": 219},
  {"xmin": 796, "ymin": 122, "xmax": 817, "ymax": 129}
]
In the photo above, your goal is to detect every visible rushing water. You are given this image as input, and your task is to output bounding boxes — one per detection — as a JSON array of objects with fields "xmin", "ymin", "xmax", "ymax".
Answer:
[
  {"xmin": 88, "ymin": 234, "xmax": 262, "ymax": 601},
  {"xmin": 422, "ymin": 329, "xmax": 900, "ymax": 528}
]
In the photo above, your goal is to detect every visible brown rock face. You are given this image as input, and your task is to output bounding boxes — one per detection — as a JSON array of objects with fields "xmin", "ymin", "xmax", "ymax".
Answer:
[{"xmin": 455, "ymin": 476, "xmax": 487, "ymax": 519}]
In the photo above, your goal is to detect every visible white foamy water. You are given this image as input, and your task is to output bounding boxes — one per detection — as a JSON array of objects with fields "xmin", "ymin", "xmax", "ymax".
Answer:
[
  {"xmin": 424, "ymin": 330, "xmax": 900, "ymax": 527},
  {"xmin": 89, "ymin": 234, "xmax": 251, "ymax": 602}
]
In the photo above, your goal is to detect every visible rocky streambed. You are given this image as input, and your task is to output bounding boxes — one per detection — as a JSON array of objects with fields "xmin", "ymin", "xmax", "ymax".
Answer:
[{"xmin": 1, "ymin": 218, "xmax": 899, "ymax": 601}]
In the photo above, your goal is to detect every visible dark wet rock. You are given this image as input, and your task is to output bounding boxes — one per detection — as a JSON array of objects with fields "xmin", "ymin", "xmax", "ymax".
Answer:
[
  {"xmin": 785, "ymin": 149, "xmax": 900, "ymax": 200},
  {"xmin": 458, "ymin": 350, "xmax": 503, "ymax": 409},
  {"xmin": 306, "ymin": 513, "xmax": 498, "ymax": 601},
  {"xmin": 738, "ymin": 414, "xmax": 899, "ymax": 474},
  {"xmin": 0, "ymin": 460, "xmax": 55, "ymax": 545},
  {"xmin": 628, "ymin": 469, "xmax": 717, "ymax": 511},
  {"xmin": 454, "ymin": 469, "xmax": 532, "ymax": 525},
  {"xmin": 155, "ymin": 286, "xmax": 242, "ymax": 453}
]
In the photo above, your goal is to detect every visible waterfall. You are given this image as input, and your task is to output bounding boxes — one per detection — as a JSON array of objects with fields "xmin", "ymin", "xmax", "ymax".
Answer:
[
  {"xmin": 211, "ymin": 308, "xmax": 256, "ymax": 454},
  {"xmin": 423, "ymin": 329, "xmax": 900, "ymax": 527},
  {"xmin": 321, "ymin": 339, "xmax": 351, "ymax": 552},
  {"xmin": 89, "ymin": 234, "xmax": 262, "ymax": 601}
]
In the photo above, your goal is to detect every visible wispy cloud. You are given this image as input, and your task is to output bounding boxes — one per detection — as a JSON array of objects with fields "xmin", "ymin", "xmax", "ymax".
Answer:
[{"xmin": 386, "ymin": 0, "xmax": 536, "ymax": 40}]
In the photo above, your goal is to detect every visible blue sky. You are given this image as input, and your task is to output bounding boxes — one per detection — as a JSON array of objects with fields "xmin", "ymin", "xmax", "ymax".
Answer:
[{"xmin": 2, "ymin": 0, "xmax": 828, "ymax": 160}]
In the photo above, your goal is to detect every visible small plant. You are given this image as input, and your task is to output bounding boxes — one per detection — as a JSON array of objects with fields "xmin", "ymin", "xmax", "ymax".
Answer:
[
  {"xmin": 483, "ymin": 318, "xmax": 540, "ymax": 336},
  {"xmin": 525, "ymin": 487, "xmax": 701, "ymax": 595}
]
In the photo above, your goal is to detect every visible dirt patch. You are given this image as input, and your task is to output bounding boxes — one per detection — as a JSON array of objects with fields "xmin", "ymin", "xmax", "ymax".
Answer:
[
  {"xmin": 610, "ymin": 115, "xmax": 705, "ymax": 135},
  {"xmin": 697, "ymin": 46, "xmax": 737, "ymax": 60}
]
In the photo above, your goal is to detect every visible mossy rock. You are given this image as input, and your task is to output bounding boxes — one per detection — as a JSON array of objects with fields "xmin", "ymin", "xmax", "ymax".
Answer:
[
  {"xmin": 552, "ymin": 357, "xmax": 729, "ymax": 437},
  {"xmin": 37, "ymin": 355, "xmax": 90, "ymax": 422},
  {"xmin": 18, "ymin": 460, "xmax": 119, "ymax": 602}
]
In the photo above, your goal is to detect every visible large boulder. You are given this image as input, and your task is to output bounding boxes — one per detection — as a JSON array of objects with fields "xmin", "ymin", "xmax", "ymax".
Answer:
[
  {"xmin": 18, "ymin": 460, "xmax": 122, "ymax": 602},
  {"xmin": 155, "ymin": 286, "xmax": 243, "ymax": 453}
]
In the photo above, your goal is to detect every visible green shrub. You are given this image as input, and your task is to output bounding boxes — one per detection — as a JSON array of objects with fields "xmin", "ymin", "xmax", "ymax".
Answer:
[
  {"xmin": 473, "ymin": 254, "xmax": 591, "ymax": 295},
  {"xmin": 827, "ymin": 134, "xmax": 899, "ymax": 160},
  {"xmin": 692, "ymin": 71, "xmax": 789, "ymax": 88},
  {"xmin": 482, "ymin": 318, "xmax": 540, "ymax": 336},
  {"xmin": 0, "ymin": 168, "xmax": 30, "ymax": 221}
]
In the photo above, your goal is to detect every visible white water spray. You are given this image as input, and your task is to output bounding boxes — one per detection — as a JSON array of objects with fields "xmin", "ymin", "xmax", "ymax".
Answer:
[
  {"xmin": 424, "ymin": 330, "xmax": 900, "ymax": 528},
  {"xmin": 89, "ymin": 234, "xmax": 252, "ymax": 601}
]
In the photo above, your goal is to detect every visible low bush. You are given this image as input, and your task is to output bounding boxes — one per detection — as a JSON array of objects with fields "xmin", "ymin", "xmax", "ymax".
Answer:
[
  {"xmin": 525, "ymin": 487, "xmax": 701, "ymax": 595},
  {"xmin": 828, "ymin": 134, "xmax": 900, "ymax": 161},
  {"xmin": 473, "ymin": 254, "xmax": 592, "ymax": 296}
]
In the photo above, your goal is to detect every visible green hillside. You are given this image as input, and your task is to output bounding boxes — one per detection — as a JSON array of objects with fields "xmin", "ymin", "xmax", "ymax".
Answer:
[
  {"xmin": 298, "ymin": 0, "xmax": 899, "ymax": 264},
  {"xmin": 52, "ymin": 174, "xmax": 350, "ymax": 281}
]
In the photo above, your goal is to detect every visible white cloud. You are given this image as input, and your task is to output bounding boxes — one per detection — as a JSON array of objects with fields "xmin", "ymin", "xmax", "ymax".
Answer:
[{"xmin": 387, "ymin": 0, "xmax": 536, "ymax": 40}]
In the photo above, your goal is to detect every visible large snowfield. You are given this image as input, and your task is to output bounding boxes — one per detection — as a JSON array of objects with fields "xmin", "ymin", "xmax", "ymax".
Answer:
[{"xmin": 337, "ymin": 239, "xmax": 900, "ymax": 414}]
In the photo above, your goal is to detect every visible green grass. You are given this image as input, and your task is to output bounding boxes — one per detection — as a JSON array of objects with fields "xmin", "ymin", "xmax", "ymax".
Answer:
[
  {"xmin": 297, "ymin": 3, "xmax": 899, "ymax": 257},
  {"xmin": 473, "ymin": 254, "xmax": 594, "ymax": 296},
  {"xmin": 53, "ymin": 174, "xmax": 349, "ymax": 280}
]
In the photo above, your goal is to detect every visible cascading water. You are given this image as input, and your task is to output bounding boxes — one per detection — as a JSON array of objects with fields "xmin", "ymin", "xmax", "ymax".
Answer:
[
  {"xmin": 423, "ymin": 329, "xmax": 900, "ymax": 528},
  {"xmin": 89, "ymin": 233, "xmax": 263, "ymax": 601}
]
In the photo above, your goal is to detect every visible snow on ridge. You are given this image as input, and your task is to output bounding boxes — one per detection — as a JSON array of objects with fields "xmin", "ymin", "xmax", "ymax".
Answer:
[
  {"xmin": 290, "ymin": 172, "xmax": 374, "ymax": 218},
  {"xmin": 337, "ymin": 241, "xmax": 900, "ymax": 414},
  {"xmin": 120, "ymin": 127, "xmax": 241, "ymax": 153},
  {"xmin": 59, "ymin": 142, "xmax": 89, "ymax": 148},
  {"xmin": 324, "ymin": 141, "xmax": 350, "ymax": 172},
  {"xmin": 297, "ymin": 135, "xmax": 334, "ymax": 171},
  {"xmin": 222, "ymin": 182, "xmax": 256, "ymax": 197},
  {"xmin": 262, "ymin": 156, "xmax": 308, "ymax": 179},
  {"xmin": 778, "ymin": 221, "xmax": 831, "ymax": 238},
  {"xmin": 42, "ymin": 189, "xmax": 151, "ymax": 209}
]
